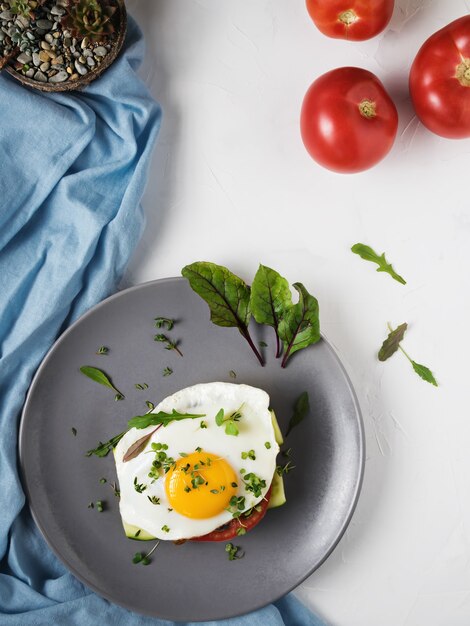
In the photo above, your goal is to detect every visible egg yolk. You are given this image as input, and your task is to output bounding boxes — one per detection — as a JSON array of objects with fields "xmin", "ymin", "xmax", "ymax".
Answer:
[{"xmin": 165, "ymin": 451, "xmax": 238, "ymax": 519}]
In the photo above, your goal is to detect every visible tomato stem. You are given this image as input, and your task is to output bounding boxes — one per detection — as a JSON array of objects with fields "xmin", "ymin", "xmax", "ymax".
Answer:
[
  {"xmin": 338, "ymin": 9, "xmax": 357, "ymax": 26},
  {"xmin": 456, "ymin": 59, "xmax": 470, "ymax": 87},
  {"xmin": 359, "ymin": 100, "xmax": 376, "ymax": 119}
]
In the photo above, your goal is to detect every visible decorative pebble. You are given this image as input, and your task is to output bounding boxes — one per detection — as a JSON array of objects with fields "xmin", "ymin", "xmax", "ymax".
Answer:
[
  {"xmin": 33, "ymin": 70, "xmax": 47, "ymax": 82},
  {"xmin": 74, "ymin": 60, "xmax": 87, "ymax": 75},
  {"xmin": 36, "ymin": 19, "xmax": 52, "ymax": 30},
  {"xmin": 50, "ymin": 5, "xmax": 65, "ymax": 16},
  {"xmin": 49, "ymin": 69, "xmax": 68, "ymax": 83},
  {"xmin": 17, "ymin": 52, "xmax": 32, "ymax": 64},
  {"xmin": 2, "ymin": 0, "xmax": 119, "ymax": 87}
]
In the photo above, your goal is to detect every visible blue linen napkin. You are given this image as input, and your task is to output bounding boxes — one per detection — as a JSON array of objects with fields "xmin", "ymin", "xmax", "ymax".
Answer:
[{"xmin": 0, "ymin": 16, "xmax": 326, "ymax": 626}]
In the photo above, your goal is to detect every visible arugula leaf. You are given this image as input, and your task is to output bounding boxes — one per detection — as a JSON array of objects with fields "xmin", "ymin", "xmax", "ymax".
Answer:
[
  {"xmin": 378, "ymin": 323, "xmax": 408, "ymax": 361},
  {"xmin": 411, "ymin": 362, "xmax": 438, "ymax": 387},
  {"xmin": 286, "ymin": 391, "xmax": 309, "ymax": 437},
  {"xmin": 251, "ymin": 264, "xmax": 293, "ymax": 358},
  {"xmin": 86, "ymin": 432, "xmax": 125, "ymax": 458},
  {"xmin": 79, "ymin": 366, "xmax": 124, "ymax": 399},
  {"xmin": 182, "ymin": 262, "xmax": 264, "ymax": 366},
  {"xmin": 128, "ymin": 409, "xmax": 206, "ymax": 430},
  {"xmin": 379, "ymin": 323, "xmax": 438, "ymax": 387},
  {"xmin": 278, "ymin": 283, "xmax": 320, "ymax": 368},
  {"xmin": 351, "ymin": 244, "xmax": 406, "ymax": 285}
]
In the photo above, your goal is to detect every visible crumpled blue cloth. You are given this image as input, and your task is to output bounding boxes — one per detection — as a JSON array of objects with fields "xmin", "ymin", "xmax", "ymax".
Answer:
[{"xmin": 0, "ymin": 15, "xmax": 326, "ymax": 626}]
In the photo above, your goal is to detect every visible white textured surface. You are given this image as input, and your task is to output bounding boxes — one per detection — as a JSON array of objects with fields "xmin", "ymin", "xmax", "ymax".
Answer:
[{"xmin": 122, "ymin": 1, "xmax": 470, "ymax": 624}]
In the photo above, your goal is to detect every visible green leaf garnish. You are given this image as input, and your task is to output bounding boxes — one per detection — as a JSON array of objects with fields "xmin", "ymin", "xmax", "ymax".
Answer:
[
  {"xmin": 225, "ymin": 542, "xmax": 244, "ymax": 561},
  {"xmin": 411, "ymin": 361, "xmax": 438, "ymax": 386},
  {"xmin": 278, "ymin": 283, "xmax": 320, "ymax": 368},
  {"xmin": 229, "ymin": 370, "xmax": 237, "ymax": 378},
  {"xmin": 379, "ymin": 323, "xmax": 438, "ymax": 386},
  {"xmin": 264, "ymin": 442, "xmax": 271, "ymax": 449},
  {"xmin": 96, "ymin": 500, "xmax": 104, "ymax": 513},
  {"xmin": 154, "ymin": 317, "xmax": 174, "ymax": 331},
  {"xmin": 214, "ymin": 406, "xmax": 242, "ymax": 436},
  {"xmin": 154, "ymin": 334, "xmax": 183, "ymax": 357},
  {"xmin": 135, "ymin": 383, "xmax": 148, "ymax": 391},
  {"xmin": 132, "ymin": 541, "xmax": 160, "ymax": 566},
  {"xmin": 128, "ymin": 409, "xmax": 206, "ymax": 430},
  {"xmin": 96, "ymin": 346, "xmax": 109, "ymax": 355},
  {"xmin": 251, "ymin": 264, "xmax": 293, "ymax": 358},
  {"xmin": 163, "ymin": 367, "xmax": 173, "ymax": 377},
  {"xmin": 99, "ymin": 477, "xmax": 107, "ymax": 484},
  {"xmin": 133, "ymin": 477, "xmax": 147, "ymax": 493},
  {"xmin": 86, "ymin": 431, "xmax": 125, "ymax": 458},
  {"xmin": 351, "ymin": 243, "xmax": 406, "ymax": 285},
  {"xmin": 286, "ymin": 391, "xmax": 309, "ymax": 437},
  {"xmin": 215, "ymin": 408, "xmax": 225, "ymax": 426},
  {"xmin": 378, "ymin": 323, "xmax": 408, "ymax": 362},
  {"xmin": 147, "ymin": 495, "xmax": 160, "ymax": 505},
  {"xmin": 225, "ymin": 421, "xmax": 239, "ymax": 436},
  {"xmin": 182, "ymin": 261, "xmax": 264, "ymax": 366},
  {"xmin": 123, "ymin": 427, "xmax": 160, "ymax": 462},
  {"xmin": 146, "ymin": 401, "xmax": 155, "ymax": 410},
  {"xmin": 80, "ymin": 366, "xmax": 125, "ymax": 398}
]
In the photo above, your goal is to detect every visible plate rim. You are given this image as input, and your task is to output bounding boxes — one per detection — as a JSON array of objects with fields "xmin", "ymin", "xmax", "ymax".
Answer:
[{"xmin": 18, "ymin": 276, "xmax": 365, "ymax": 622}]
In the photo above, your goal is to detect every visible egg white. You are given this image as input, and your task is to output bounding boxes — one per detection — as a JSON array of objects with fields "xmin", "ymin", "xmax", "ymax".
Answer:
[{"xmin": 114, "ymin": 382, "xmax": 279, "ymax": 541}]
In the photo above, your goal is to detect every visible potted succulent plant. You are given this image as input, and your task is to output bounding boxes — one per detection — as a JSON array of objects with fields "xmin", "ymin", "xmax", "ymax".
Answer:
[{"xmin": 0, "ymin": 0, "xmax": 127, "ymax": 91}]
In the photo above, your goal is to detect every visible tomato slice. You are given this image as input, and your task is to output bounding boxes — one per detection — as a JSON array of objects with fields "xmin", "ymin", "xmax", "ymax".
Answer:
[{"xmin": 191, "ymin": 487, "xmax": 272, "ymax": 542}]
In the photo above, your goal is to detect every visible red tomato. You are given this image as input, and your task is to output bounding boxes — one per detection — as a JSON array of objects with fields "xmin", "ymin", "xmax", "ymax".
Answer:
[
  {"xmin": 191, "ymin": 488, "xmax": 271, "ymax": 542},
  {"xmin": 306, "ymin": 0, "xmax": 394, "ymax": 41},
  {"xmin": 409, "ymin": 16, "xmax": 470, "ymax": 139},
  {"xmin": 300, "ymin": 67, "xmax": 398, "ymax": 173}
]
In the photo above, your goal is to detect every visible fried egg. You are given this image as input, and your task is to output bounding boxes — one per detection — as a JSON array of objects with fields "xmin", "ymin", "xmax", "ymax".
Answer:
[{"xmin": 114, "ymin": 382, "xmax": 279, "ymax": 541}]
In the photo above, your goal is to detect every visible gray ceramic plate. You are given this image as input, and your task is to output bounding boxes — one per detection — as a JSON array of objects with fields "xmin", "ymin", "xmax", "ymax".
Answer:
[{"xmin": 19, "ymin": 277, "xmax": 364, "ymax": 622}]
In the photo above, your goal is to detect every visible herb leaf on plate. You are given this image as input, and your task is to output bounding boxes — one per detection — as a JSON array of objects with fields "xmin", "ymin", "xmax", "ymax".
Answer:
[
  {"xmin": 86, "ymin": 432, "xmax": 126, "ymax": 458},
  {"xmin": 182, "ymin": 261, "xmax": 264, "ymax": 366},
  {"xmin": 378, "ymin": 323, "xmax": 408, "ymax": 361},
  {"xmin": 351, "ymin": 243, "xmax": 406, "ymax": 285},
  {"xmin": 79, "ymin": 366, "xmax": 125, "ymax": 399},
  {"xmin": 278, "ymin": 283, "xmax": 320, "ymax": 368},
  {"xmin": 128, "ymin": 409, "xmax": 206, "ymax": 430},
  {"xmin": 123, "ymin": 427, "xmax": 160, "ymax": 462},
  {"xmin": 251, "ymin": 264, "xmax": 292, "ymax": 358},
  {"xmin": 286, "ymin": 391, "xmax": 310, "ymax": 437}
]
